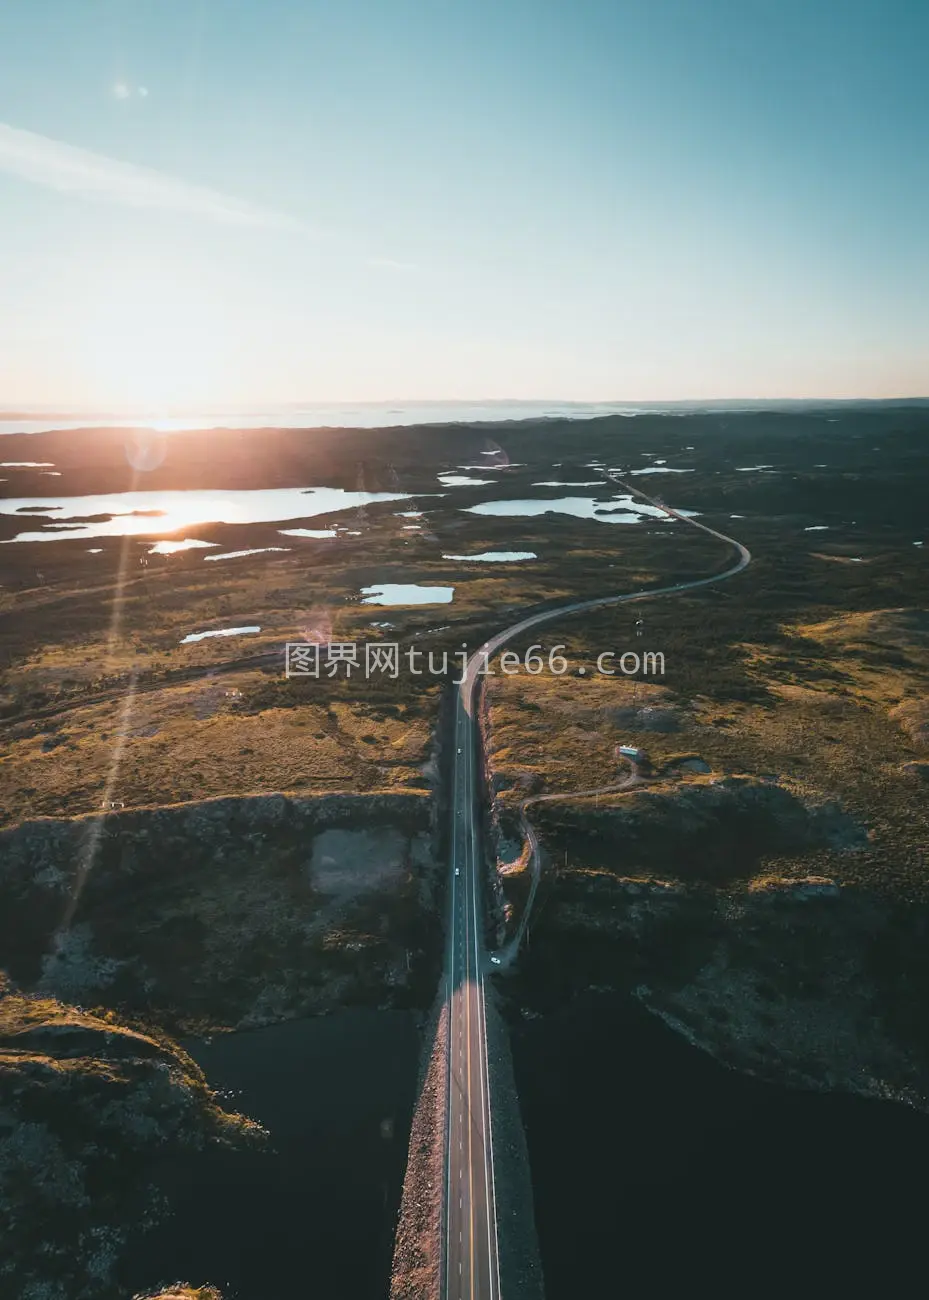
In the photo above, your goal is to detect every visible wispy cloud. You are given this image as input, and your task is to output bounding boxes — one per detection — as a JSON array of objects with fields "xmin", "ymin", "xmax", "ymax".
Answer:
[{"xmin": 0, "ymin": 121, "xmax": 308, "ymax": 233}]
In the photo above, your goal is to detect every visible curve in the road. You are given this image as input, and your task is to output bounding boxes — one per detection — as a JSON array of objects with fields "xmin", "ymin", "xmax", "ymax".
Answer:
[
  {"xmin": 498, "ymin": 763, "xmax": 641, "ymax": 968},
  {"xmin": 475, "ymin": 472, "xmax": 751, "ymax": 967},
  {"xmin": 441, "ymin": 473, "xmax": 750, "ymax": 1299}
]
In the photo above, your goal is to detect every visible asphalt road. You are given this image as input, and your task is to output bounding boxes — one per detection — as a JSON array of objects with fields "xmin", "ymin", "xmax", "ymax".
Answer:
[
  {"xmin": 443, "ymin": 474, "xmax": 750, "ymax": 1299},
  {"xmin": 444, "ymin": 686, "xmax": 501, "ymax": 1300}
]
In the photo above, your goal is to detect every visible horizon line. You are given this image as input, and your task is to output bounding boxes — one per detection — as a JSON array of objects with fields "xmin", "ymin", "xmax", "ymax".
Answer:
[{"xmin": 2, "ymin": 394, "xmax": 928, "ymax": 419}]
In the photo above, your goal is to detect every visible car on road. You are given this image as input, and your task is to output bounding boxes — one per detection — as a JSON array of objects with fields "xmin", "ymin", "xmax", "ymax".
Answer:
[
  {"xmin": 489, "ymin": 956, "xmax": 501, "ymax": 965},
  {"xmin": 455, "ymin": 867, "xmax": 460, "ymax": 876},
  {"xmin": 457, "ymin": 747, "xmax": 462, "ymax": 754}
]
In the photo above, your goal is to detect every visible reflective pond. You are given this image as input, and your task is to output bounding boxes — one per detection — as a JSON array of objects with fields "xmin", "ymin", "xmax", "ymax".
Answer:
[{"xmin": 360, "ymin": 584, "xmax": 455, "ymax": 605}]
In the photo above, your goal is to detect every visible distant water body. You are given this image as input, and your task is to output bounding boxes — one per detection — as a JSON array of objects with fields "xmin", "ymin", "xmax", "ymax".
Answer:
[
  {"xmin": 4, "ymin": 397, "xmax": 923, "ymax": 436},
  {"xmin": 0, "ymin": 401, "xmax": 667, "ymax": 436}
]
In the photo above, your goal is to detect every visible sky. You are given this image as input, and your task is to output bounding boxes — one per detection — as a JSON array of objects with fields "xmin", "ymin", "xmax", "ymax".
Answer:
[{"xmin": 0, "ymin": 0, "xmax": 927, "ymax": 410}]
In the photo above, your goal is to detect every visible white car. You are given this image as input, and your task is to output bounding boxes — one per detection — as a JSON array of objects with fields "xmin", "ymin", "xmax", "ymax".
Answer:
[
  {"xmin": 455, "ymin": 867, "xmax": 460, "ymax": 876},
  {"xmin": 489, "ymin": 956, "xmax": 501, "ymax": 966},
  {"xmin": 457, "ymin": 747, "xmax": 462, "ymax": 754}
]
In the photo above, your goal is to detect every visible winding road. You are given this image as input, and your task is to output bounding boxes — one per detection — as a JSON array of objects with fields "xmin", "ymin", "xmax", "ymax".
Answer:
[
  {"xmin": 441, "ymin": 474, "xmax": 751, "ymax": 1299},
  {"xmin": 499, "ymin": 762, "xmax": 643, "ymax": 969}
]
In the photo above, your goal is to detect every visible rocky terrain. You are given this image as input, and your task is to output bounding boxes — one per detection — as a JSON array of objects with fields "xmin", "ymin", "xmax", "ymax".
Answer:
[
  {"xmin": 497, "ymin": 775, "xmax": 929, "ymax": 1108},
  {"xmin": 0, "ymin": 976, "xmax": 263, "ymax": 1300},
  {"xmin": 1, "ymin": 408, "xmax": 927, "ymax": 1296},
  {"xmin": 0, "ymin": 791, "xmax": 442, "ymax": 1032},
  {"xmin": 390, "ymin": 998, "xmax": 447, "ymax": 1300},
  {"xmin": 0, "ymin": 790, "xmax": 447, "ymax": 1296},
  {"xmin": 134, "ymin": 1290, "xmax": 222, "ymax": 1300},
  {"xmin": 0, "ymin": 783, "xmax": 447, "ymax": 1298}
]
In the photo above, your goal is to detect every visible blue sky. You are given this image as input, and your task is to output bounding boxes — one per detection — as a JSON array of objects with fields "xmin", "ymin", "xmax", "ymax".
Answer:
[{"xmin": 0, "ymin": 0, "xmax": 926, "ymax": 409}]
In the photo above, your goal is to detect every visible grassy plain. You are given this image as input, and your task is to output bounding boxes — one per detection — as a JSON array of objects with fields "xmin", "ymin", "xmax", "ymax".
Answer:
[
  {"xmin": 2, "ymin": 405, "xmax": 927, "ymax": 878},
  {"xmin": 1, "ymin": 406, "xmax": 927, "ymax": 1296}
]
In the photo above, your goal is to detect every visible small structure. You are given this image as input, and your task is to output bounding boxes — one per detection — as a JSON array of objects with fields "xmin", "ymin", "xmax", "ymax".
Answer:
[{"xmin": 616, "ymin": 744, "xmax": 647, "ymax": 764}]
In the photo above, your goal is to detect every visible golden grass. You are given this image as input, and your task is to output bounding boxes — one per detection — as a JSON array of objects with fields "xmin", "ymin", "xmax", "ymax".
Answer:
[
  {"xmin": 485, "ymin": 603, "xmax": 929, "ymax": 896},
  {"xmin": 0, "ymin": 671, "xmax": 435, "ymax": 826}
]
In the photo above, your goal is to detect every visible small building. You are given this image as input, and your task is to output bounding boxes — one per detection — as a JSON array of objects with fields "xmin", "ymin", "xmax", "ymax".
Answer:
[{"xmin": 616, "ymin": 744, "xmax": 647, "ymax": 764}]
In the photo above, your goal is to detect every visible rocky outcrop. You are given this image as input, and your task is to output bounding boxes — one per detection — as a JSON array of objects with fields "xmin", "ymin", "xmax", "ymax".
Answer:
[
  {"xmin": 0, "ymin": 791, "xmax": 433, "ymax": 882},
  {"xmin": 391, "ymin": 996, "xmax": 448, "ymax": 1300},
  {"xmin": 0, "ymin": 793, "xmax": 440, "ymax": 1030},
  {"xmin": 529, "ymin": 776, "xmax": 867, "ymax": 881},
  {"xmin": 515, "ymin": 866, "xmax": 929, "ymax": 1109},
  {"xmin": 133, "ymin": 1288, "xmax": 223, "ymax": 1300},
  {"xmin": 0, "ymin": 985, "xmax": 263, "ymax": 1300}
]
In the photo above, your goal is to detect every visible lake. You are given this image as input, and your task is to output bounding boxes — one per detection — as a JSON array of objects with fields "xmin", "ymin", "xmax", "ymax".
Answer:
[
  {"xmin": 465, "ymin": 495, "xmax": 696, "ymax": 524},
  {"xmin": 511, "ymin": 992, "xmax": 929, "ymax": 1296},
  {"xmin": 122, "ymin": 989, "xmax": 929, "ymax": 1299},
  {"xmin": 361, "ymin": 583, "xmax": 455, "ymax": 605},
  {"xmin": 126, "ymin": 1010, "xmax": 420, "ymax": 1300},
  {"xmin": 443, "ymin": 551, "xmax": 537, "ymax": 563},
  {"xmin": 0, "ymin": 486, "xmax": 410, "ymax": 542}
]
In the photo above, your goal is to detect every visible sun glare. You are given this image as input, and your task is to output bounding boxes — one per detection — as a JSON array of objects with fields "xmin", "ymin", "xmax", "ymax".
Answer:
[{"xmin": 78, "ymin": 278, "xmax": 235, "ymax": 412}]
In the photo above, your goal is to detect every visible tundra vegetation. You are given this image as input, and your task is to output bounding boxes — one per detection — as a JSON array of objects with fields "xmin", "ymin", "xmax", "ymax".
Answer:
[{"xmin": 0, "ymin": 406, "xmax": 927, "ymax": 1291}]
